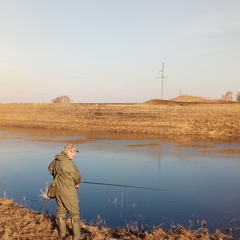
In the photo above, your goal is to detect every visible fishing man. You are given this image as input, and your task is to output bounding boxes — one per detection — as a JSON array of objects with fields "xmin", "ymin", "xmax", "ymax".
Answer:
[{"xmin": 48, "ymin": 144, "xmax": 84, "ymax": 240}]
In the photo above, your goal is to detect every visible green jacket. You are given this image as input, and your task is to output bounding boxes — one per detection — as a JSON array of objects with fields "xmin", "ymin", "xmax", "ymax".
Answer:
[{"xmin": 48, "ymin": 151, "xmax": 81, "ymax": 197}]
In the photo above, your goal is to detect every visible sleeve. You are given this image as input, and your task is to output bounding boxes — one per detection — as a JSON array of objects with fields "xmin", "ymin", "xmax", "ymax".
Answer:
[{"xmin": 69, "ymin": 162, "xmax": 82, "ymax": 185}]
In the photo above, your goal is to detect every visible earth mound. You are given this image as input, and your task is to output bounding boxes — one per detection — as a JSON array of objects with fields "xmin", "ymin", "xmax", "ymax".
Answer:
[
  {"xmin": 145, "ymin": 95, "xmax": 214, "ymax": 105},
  {"xmin": 170, "ymin": 95, "xmax": 213, "ymax": 102},
  {"xmin": 144, "ymin": 99, "xmax": 171, "ymax": 105}
]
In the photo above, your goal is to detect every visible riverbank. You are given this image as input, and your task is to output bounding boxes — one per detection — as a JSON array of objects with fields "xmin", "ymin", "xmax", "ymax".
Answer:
[
  {"xmin": 0, "ymin": 198, "xmax": 233, "ymax": 240},
  {"xmin": 0, "ymin": 96, "xmax": 240, "ymax": 141}
]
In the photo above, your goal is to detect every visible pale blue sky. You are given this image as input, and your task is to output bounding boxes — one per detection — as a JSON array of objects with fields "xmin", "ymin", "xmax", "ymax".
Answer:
[{"xmin": 0, "ymin": 0, "xmax": 240, "ymax": 103}]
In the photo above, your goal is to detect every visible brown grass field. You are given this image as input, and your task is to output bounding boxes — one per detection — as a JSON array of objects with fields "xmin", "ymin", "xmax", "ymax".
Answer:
[
  {"xmin": 0, "ymin": 95, "xmax": 240, "ymax": 142},
  {"xmin": 0, "ymin": 95, "xmax": 239, "ymax": 239}
]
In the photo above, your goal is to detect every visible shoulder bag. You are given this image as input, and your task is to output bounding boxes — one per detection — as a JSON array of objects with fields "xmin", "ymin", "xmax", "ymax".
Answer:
[{"xmin": 47, "ymin": 170, "xmax": 59, "ymax": 199}]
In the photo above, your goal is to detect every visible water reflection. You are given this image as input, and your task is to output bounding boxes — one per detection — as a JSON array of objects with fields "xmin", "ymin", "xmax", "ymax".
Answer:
[{"xmin": 0, "ymin": 126, "xmax": 240, "ymax": 235}]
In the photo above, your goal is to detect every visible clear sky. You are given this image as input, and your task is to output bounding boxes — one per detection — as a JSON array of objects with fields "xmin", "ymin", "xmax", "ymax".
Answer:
[{"xmin": 0, "ymin": 0, "xmax": 240, "ymax": 103}]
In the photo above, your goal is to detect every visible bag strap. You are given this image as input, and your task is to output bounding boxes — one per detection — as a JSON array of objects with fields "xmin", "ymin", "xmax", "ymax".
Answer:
[
  {"xmin": 53, "ymin": 171, "xmax": 59, "ymax": 183},
  {"xmin": 52, "ymin": 160, "xmax": 60, "ymax": 183}
]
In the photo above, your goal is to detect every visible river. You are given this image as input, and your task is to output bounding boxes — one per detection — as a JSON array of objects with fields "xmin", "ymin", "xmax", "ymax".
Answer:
[{"xmin": 0, "ymin": 126, "xmax": 240, "ymax": 235}]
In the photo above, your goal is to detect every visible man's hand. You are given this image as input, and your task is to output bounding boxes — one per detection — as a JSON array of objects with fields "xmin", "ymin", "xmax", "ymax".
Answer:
[{"xmin": 76, "ymin": 184, "xmax": 80, "ymax": 189}]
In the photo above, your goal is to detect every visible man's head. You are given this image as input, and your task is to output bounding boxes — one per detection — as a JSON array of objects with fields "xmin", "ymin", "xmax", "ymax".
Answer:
[{"xmin": 64, "ymin": 144, "xmax": 79, "ymax": 159}]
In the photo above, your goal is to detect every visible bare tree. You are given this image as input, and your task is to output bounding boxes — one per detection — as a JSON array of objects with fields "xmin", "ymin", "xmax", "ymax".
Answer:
[
  {"xmin": 220, "ymin": 94, "xmax": 225, "ymax": 100},
  {"xmin": 51, "ymin": 95, "xmax": 72, "ymax": 103},
  {"xmin": 221, "ymin": 91, "xmax": 233, "ymax": 101},
  {"xmin": 236, "ymin": 92, "xmax": 240, "ymax": 102}
]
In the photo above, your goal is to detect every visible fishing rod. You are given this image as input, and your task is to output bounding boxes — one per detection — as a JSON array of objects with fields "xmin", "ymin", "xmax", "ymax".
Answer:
[{"xmin": 82, "ymin": 181, "xmax": 165, "ymax": 191}]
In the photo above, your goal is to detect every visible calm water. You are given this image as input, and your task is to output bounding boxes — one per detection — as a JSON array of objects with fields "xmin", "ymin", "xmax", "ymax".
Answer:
[{"xmin": 0, "ymin": 127, "xmax": 240, "ymax": 236}]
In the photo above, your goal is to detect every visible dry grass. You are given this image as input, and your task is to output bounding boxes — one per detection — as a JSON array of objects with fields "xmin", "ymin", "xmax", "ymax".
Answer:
[
  {"xmin": 0, "ymin": 198, "xmax": 233, "ymax": 240},
  {"xmin": 0, "ymin": 198, "xmax": 58, "ymax": 239},
  {"xmin": 0, "ymin": 97, "xmax": 240, "ymax": 141}
]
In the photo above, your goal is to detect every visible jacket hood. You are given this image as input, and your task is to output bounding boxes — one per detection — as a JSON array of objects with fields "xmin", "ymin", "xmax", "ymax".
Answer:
[{"xmin": 55, "ymin": 151, "xmax": 70, "ymax": 162}]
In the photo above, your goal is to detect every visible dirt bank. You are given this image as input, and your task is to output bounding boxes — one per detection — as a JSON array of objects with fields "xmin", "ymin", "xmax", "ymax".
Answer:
[
  {"xmin": 0, "ymin": 96, "xmax": 240, "ymax": 141},
  {"xmin": 0, "ymin": 198, "xmax": 233, "ymax": 240}
]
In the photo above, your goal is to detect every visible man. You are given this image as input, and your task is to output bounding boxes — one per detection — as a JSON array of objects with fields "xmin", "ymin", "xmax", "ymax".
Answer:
[{"xmin": 48, "ymin": 144, "xmax": 84, "ymax": 240}]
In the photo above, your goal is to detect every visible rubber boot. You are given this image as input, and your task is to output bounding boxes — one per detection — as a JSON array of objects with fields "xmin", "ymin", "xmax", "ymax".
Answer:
[
  {"xmin": 56, "ymin": 217, "xmax": 67, "ymax": 239},
  {"xmin": 72, "ymin": 218, "xmax": 84, "ymax": 240}
]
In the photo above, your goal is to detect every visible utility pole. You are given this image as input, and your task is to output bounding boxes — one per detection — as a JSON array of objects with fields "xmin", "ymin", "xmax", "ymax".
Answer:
[{"xmin": 156, "ymin": 62, "xmax": 166, "ymax": 100}]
